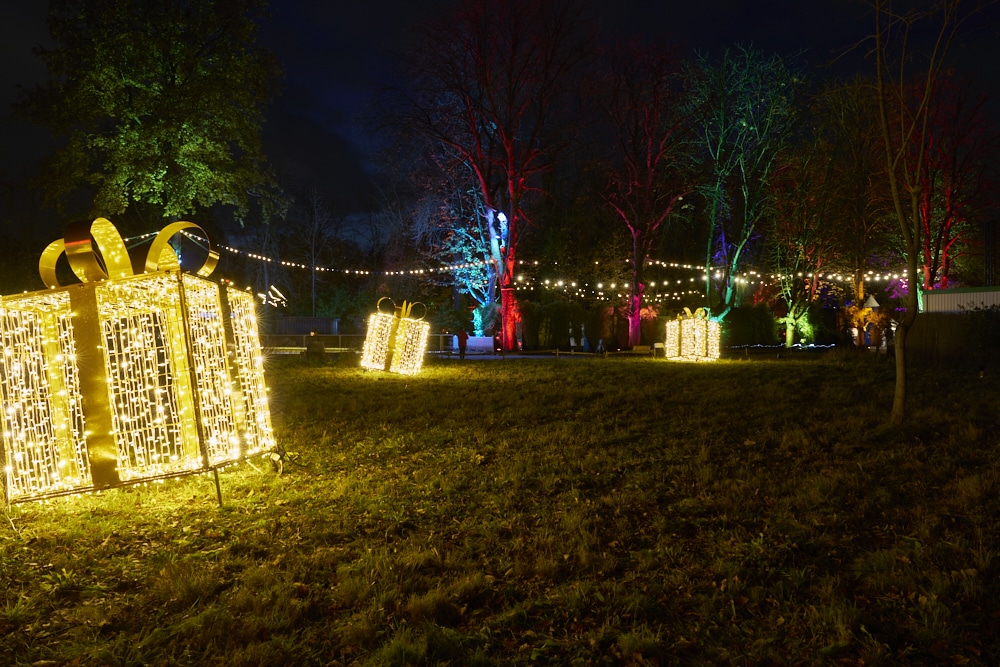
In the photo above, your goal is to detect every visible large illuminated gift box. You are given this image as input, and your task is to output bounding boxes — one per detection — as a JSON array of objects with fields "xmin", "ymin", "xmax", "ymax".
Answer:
[
  {"xmin": 0, "ymin": 218, "xmax": 275, "ymax": 503},
  {"xmin": 664, "ymin": 307, "xmax": 721, "ymax": 362},
  {"xmin": 360, "ymin": 298, "xmax": 430, "ymax": 375}
]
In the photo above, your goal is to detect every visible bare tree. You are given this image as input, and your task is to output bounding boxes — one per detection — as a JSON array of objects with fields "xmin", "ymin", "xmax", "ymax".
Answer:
[
  {"xmin": 689, "ymin": 45, "xmax": 803, "ymax": 321},
  {"xmin": 390, "ymin": 0, "xmax": 589, "ymax": 351},
  {"xmin": 284, "ymin": 187, "xmax": 342, "ymax": 317},
  {"xmin": 816, "ymin": 78, "xmax": 896, "ymax": 347},
  {"xmin": 872, "ymin": 0, "xmax": 974, "ymax": 424},
  {"xmin": 767, "ymin": 136, "xmax": 841, "ymax": 347},
  {"xmin": 601, "ymin": 41, "xmax": 694, "ymax": 348}
]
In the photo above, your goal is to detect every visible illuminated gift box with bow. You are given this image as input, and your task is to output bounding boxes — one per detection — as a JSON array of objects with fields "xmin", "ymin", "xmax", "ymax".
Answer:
[
  {"xmin": 360, "ymin": 298, "xmax": 430, "ymax": 375},
  {"xmin": 664, "ymin": 307, "xmax": 721, "ymax": 362},
  {"xmin": 0, "ymin": 218, "xmax": 275, "ymax": 503}
]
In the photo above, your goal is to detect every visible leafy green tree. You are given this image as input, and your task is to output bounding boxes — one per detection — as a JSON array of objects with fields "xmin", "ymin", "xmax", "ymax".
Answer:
[{"xmin": 17, "ymin": 0, "xmax": 284, "ymax": 225}]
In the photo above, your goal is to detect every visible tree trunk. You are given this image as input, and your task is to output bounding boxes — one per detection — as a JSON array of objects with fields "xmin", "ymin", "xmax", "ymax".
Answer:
[
  {"xmin": 889, "ymin": 255, "xmax": 920, "ymax": 424},
  {"xmin": 890, "ymin": 318, "xmax": 909, "ymax": 424},
  {"xmin": 500, "ymin": 287, "xmax": 517, "ymax": 352},
  {"xmin": 785, "ymin": 320, "xmax": 795, "ymax": 347},
  {"xmin": 628, "ymin": 292, "xmax": 643, "ymax": 348},
  {"xmin": 629, "ymin": 232, "xmax": 645, "ymax": 348}
]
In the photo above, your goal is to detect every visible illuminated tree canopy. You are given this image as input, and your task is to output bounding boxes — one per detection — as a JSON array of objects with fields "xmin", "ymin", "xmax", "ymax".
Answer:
[
  {"xmin": 391, "ymin": 0, "xmax": 589, "ymax": 351},
  {"xmin": 689, "ymin": 46, "xmax": 803, "ymax": 321},
  {"xmin": 18, "ymin": 0, "xmax": 283, "ymax": 224}
]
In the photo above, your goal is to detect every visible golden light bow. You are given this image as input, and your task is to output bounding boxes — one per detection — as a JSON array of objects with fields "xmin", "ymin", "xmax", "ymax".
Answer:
[
  {"xmin": 360, "ymin": 297, "xmax": 430, "ymax": 375},
  {"xmin": 664, "ymin": 307, "xmax": 721, "ymax": 362},
  {"xmin": 0, "ymin": 218, "xmax": 274, "ymax": 503}
]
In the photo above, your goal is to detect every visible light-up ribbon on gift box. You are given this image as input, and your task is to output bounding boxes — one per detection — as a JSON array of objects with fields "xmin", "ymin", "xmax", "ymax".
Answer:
[
  {"xmin": 38, "ymin": 217, "xmax": 219, "ymax": 289},
  {"xmin": 360, "ymin": 297, "xmax": 431, "ymax": 375}
]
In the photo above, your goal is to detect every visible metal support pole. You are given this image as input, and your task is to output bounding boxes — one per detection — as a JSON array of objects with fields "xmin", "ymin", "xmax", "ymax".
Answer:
[{"xmin": 213, "ymin": 468, "xmax": 223, "ymax": 507}]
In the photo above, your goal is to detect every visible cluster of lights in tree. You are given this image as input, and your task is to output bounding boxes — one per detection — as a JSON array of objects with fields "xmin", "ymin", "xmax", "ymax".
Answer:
[
  {"xmin": 0, "ymin": 219, "xmax": 274, "ymax": 503},
  {"xmin": 664, "ymin": 309, "xmax": 722, "ymax": 362},
  {"xmin": 360, "ymin": 299, "xmax": 430, "ymax": 376}
]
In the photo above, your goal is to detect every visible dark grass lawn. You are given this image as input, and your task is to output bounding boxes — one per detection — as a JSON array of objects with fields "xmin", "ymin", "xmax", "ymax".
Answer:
[{"xmin": 1, "ymin": 352, "xmax": 998, "ymax": 666}]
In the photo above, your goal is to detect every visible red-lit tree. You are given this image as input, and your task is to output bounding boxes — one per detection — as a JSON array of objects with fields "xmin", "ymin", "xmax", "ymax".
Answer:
[
  {"xmin": 393, "ymin": 0, "xmax": 589, "ymax": 351},
  {"xmin": 906, "ymin": 73, "xmax": 1000, "ymax": 291},
  {"xmin": 600, "ymin": 41, "xmax": 694, "ymax": 348}
]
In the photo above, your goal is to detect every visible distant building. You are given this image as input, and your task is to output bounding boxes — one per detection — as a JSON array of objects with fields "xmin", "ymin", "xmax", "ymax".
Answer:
[{"xmin": 922, "ymin": 287, "xmax": 1000, "ymax": 313}]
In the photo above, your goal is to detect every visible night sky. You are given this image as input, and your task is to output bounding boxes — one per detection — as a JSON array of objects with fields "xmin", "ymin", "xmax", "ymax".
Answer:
[{"xmin": 1, "ymin": 0, "xmax": 998, "ymax": 215}]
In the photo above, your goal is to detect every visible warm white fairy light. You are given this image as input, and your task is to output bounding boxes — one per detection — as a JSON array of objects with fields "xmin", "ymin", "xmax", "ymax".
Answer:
[
  {"xmin": 360, "ymin": 300, "xmax": 430, "ymax": 375},
  {"xmin": 224, "ymin": 286, "xmax": 275, "ymax": 457},
  {"xmin": 0, "ymin": 292, "xmax": 92, "ymax": 499},
  {"xmin": 389, "ymin": 317, "xmax": 430, "ymax": 375},
  {"xmin": 665, "ymin": 312, "xmax": 721, "ymax": 362},
  {"xmin": 360, "ymin": 312, "xmax": 395, "ymax": 372},
  {"xmin": 0, "ymin": 220, "xmax": 275, "ymax": 503}
]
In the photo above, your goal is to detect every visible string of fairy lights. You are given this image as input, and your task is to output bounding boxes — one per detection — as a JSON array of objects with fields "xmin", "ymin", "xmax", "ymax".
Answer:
[
  {"xmin": 2, "ymin": 222, "xmax": 276, "ymax": 503},
  {"xmin": 127, "ymin": 231, "xmax": 908, "ymax": 305}
]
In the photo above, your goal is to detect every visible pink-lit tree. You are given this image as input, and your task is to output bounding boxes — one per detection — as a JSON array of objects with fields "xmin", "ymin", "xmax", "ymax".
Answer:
[
  {"xmin": 395, "ymin": 0, "xmax": 589, "ymax": 351},
  {"xmin": 600, "ymin": 41, "xmax": 694, "ymax": 348}
]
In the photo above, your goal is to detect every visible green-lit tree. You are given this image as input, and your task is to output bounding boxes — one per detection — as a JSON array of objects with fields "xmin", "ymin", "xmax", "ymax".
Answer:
[
  {"xmin": 17, "ymin": 0, "xmax": 284, "ymax": 226},
  {"xmin": 767, "ymin": 135, "xmax": 842, "ymax": 347},
  {"xmin": 689, "ymin": 45, "xmax": 803, "ymax": 322}
]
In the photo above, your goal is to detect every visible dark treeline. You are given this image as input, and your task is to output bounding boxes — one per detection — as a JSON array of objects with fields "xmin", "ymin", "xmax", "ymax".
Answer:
[{"xmin": 4, "ymin": 0, "xmax": 997, "ymax": 365}]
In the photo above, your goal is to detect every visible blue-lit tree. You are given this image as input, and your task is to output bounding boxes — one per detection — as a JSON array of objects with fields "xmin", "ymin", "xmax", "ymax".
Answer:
[{"xmin": 409, "ymin": 152, "xmax": 498, "ymax": 335}]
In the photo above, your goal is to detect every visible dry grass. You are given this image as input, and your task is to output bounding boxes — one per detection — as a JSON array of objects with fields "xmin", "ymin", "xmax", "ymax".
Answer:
[{"xmin": 1, "ymin": 351, "xmax": 998, "ymax": 665}]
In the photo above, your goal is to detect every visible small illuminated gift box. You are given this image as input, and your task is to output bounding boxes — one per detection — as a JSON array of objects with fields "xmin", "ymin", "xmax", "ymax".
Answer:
[
  {"xmin": 664, "ymin": 307, "xmax": 721, "ymax": 362},
  {"xmin": 0, "ymin": 218, "xmax": 275, "ymax": 503},
  {"xmin": 360, "ymin": 297, "xmax": 430, "ymax": 375}
]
